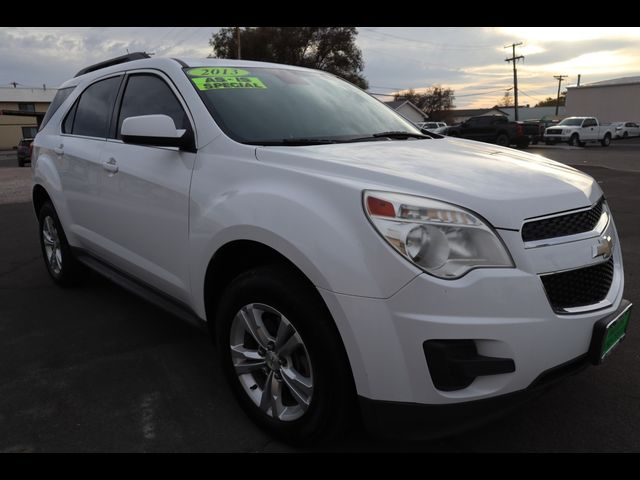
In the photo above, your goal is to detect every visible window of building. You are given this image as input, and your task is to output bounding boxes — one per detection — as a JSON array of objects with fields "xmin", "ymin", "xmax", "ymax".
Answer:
[
  {"xmin": 18, "ymin": 103, "xmax": 36, "ymax": 113},
  {"xmin": 21, "ymin": 126, "xmax": 38, "ymax": 138}
]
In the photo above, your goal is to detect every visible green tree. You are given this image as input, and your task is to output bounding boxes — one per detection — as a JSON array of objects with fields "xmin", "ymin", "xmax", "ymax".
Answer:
[
  {"xmin": 394, "ymin": 85, "xmax": 455, "ymax": 118},
  {"xmin": 210, "ymin": 27, "xmax": 368, "ymax": 89},
  {"xmin": 535, "ymin": 92, "xmax": 566, "ymax": 107}
]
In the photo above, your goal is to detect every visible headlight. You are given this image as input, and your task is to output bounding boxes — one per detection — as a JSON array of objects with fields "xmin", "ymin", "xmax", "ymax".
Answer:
[{"xmin": 363, "ymin": 191, "xmax": 514, "ymax": 279}]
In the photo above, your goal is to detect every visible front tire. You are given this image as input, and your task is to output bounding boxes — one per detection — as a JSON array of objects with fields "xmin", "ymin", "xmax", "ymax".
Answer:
[
  {"xmin": 569, "ymin": 134, "xmax": 581, "ymax": 147},
  {"xmin": 496, "ymin": 133, "xmax": 509, "ymax": 147},
  {"xmin": 215, "ymin": 265, "xmax": 355, "ymax": 444},
  {"xmin": 601, "ymin": 133, "xmax": 611, "ymax": 147},
  {"xmin": 38, "ymin": 201, "xmax": 84, "ymax": 286}
]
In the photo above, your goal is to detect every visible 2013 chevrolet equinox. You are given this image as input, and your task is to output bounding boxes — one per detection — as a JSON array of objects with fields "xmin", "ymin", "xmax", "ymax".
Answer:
[{"xmin": 31, "ymin": 53, "xmax": 632, "ymax": 443}]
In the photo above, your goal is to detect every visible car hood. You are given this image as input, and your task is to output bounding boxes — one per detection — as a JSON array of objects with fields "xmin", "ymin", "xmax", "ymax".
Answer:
[{"xmin": 255, "ymin": 137, "xmax": 600, "ymax": 229}]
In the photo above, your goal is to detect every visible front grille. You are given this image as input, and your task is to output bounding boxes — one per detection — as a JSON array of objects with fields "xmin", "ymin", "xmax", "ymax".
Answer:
[
  {"xmin": 546, "ymin": 129, "xmax": 562, "ymax": 134},
  {"xmin": 522, "ymin": 198, "xmax": 604, "ymax": 242},
  {"xmin": 541, "ymin": 258, "xmax": 614, "ymax": 313}
]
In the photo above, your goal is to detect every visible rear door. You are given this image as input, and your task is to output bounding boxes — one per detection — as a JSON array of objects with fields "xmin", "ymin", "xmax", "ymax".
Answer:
[
  {"xmin": 58, "ymin": 75, "xmax": 123, "ymax": 246},
  {"xmin": 96, "ymin": 71, "xmax": 197, "ymax": 303}
]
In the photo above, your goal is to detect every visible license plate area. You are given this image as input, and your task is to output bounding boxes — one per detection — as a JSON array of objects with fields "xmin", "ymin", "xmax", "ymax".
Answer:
[{"xmin": 589, "ymin": 300, "xmax": 632, "ymax": 365}]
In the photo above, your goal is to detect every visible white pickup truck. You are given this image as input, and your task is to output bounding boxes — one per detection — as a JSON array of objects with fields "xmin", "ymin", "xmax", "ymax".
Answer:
[{"xmin": 544, "ymin": 117, "xmax": 614, "ymax": 147}]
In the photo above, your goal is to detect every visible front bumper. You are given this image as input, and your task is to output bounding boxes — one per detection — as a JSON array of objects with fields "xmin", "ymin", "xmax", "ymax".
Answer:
[
  {"xmin": 318, "ymin": 213, "xmax": 625, "ymax": 423},
  {"xmin": 358, "ymin": 299, "xmax": 631, "ymax": 439},
  {"xmin": 544, "ymin": 134, "xmax": 571, "ymax": 143}
]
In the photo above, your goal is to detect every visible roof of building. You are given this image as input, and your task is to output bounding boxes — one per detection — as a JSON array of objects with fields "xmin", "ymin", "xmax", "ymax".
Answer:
[
  {"xmin": 383, "ymin": 99, "xmax": 427, "ymax": 119},
  {"xmin": 499, "ymin": 106, "xmax": 567, "ymax": 121},
  {"xmin": 447, "ymin": 107, "xmax": 508, "ymax": 117},
  {"xmin": 568, "ymin": 76, "xmax": 640, "ymax": 89},
  {"xmin": 0, "ymin": 86, "xmax": 57, "ymax": 103}
]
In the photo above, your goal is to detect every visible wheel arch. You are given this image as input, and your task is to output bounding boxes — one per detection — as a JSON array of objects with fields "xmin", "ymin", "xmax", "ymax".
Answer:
[
  {"xmin": 203, "ymin": 238, "xmax": 360, "ymax": 397},
  {"xmin": 32, "ymin": 183, "xmax": 53, "ymax": 216}
]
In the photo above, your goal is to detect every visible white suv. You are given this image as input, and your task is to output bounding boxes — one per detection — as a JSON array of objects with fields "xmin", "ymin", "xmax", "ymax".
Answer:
[{"xmin": 32, "ymin": 53, "xmax": 631, "ymax": 443}]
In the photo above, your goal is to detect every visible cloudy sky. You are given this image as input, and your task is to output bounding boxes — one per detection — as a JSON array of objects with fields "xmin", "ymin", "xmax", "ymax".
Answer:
[{"xmin": 2, "ymin": 27, "xmax": 640, "ymax": 108}]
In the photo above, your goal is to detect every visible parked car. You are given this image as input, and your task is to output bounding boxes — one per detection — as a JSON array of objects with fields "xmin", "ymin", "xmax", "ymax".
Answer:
[
  {"xmin": 612, "ymin": 121, "xmax": 640, "ymax": 139},
  {"xmin": 32, "ymin": 53, "xmax": 631, "ymax": 443},
  {"xmin": 544, "ymin": 117, "xmax": 614, "ymax": 147},
  {"xmin": 417, "ymin": 121, "xmax": 447, "ymax": 133},
  {"xmin": 17, "ymin": 138, "xmax": 33, "ymax": 167},
  {"xmin": 445, "ymin": 115, "xmax": 530, "ymax": 148}
]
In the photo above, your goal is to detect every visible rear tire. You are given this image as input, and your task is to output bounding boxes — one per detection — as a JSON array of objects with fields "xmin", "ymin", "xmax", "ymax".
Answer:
[
  {"xmin": 18, "ymin": 158, "xmax": 25, "ymax": 167},
  {"xmin": 38, "ymin": 201, "xmax": 85, "ymax": 286},
  {"xmin": 215, "ymin": 264, "xmax": 355, "ymax": 445},
  {"xmin": 601, "ymin": 133, "xmax": 611, "ymax": 147}
]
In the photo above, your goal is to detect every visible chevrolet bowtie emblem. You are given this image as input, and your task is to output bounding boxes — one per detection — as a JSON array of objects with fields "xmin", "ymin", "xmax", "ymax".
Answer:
[{"xmin": 593, "ymin": 235, "xmax": 613, "ymax": 259}]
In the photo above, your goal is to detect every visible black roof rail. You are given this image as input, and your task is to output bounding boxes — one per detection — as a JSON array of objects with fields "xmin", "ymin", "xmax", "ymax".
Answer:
[{"xmin": 74, "ymin": 52, "xmax": 151, "ymax": 78}]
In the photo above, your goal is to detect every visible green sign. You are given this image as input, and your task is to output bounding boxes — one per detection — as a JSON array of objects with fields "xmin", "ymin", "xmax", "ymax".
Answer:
[
  {"xmin": 191, "ymin": 76, "xmax": 267, "ymax": 90},
  {"xmin": 187, "ymin": 67, "xmax": 250, "ymax": 77}
]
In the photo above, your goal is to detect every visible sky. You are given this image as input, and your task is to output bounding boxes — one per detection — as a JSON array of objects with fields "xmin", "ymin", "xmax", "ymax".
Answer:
[{"xmin": 2, "ymin": 27, "xmax": 640, "ymax": 109}]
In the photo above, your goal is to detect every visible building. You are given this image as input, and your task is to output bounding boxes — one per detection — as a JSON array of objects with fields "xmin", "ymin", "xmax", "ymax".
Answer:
[
  {"xmin": 566, "ymin": 76, "xmax": 640, "ymax": 123},
  {"xmin": 382, "ymin": 99, "xmax": 427, "ymax": 124},
  {"xmin": 500, "ymin": 106, "xmax": 566, "ymax": 122},
  {"xmin": 440, "ymin": 107, "xmax": 508, "ymax": 125},
  {"xmin": 0, "ymin": 86, "xmax": 57, "ymax": 150}
]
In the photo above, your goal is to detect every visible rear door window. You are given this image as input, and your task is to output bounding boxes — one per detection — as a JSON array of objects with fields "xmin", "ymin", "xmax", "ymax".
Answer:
[{"xmin": 71, "ymin": 76, "xmax": 122, "ymax": 138}]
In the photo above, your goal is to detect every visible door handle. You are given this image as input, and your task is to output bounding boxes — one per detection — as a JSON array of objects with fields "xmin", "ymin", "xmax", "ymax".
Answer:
[
  {"xmin": 53, "ymin": 144, "xmax": 64, "ymax": 155},
  {"xmin": 102, "ymin": 158, "xmax": 119, "ymax": 174}
]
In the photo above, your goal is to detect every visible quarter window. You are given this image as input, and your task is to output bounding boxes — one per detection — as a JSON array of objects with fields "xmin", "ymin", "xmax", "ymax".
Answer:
[
  {"xmin": 71, "ymin": 76, "xmax": 122, "ymax": 138},
  {"xmin": 116, "ymin": 74, "xmax": 189, "ymax": 139}
]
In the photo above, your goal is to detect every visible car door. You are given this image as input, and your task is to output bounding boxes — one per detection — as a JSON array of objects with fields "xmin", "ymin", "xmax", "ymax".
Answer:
[
  {"xmin": 58, "ymin": 75, "xmax": 123, "ymax": 246},
  {"xmin": 460, "ymin": 117, "xmax": 480, "ymax": 140},
  {"xmin": 96, "ymin": 71, "xmax": 196, "ymax": 303},
  {"xmin": 627, "ymin": 122, "xmax": 640, "ymax": 137},
  {"xmin": 582, "ymin": 118, "xmax": 597, "ymax": 140}
]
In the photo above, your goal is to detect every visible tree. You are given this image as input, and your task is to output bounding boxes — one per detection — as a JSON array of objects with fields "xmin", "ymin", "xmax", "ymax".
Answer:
[
  {"xmin": 535, "ymin": 92, "xmax": 566, "ymax": 107},
  {"xmin": 210, "ymin": 27, "xmax": 368, "ymax": 89},
  {"xmin": 394, "ymin": 85, "xmax": 455, "ymax": 118},
  {"xmin": 497, "ymin": 90, "xmax": 514, "ymax": 107}
]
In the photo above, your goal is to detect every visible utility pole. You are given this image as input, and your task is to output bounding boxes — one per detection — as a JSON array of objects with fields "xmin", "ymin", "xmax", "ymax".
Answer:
[
  {"xmin": 553, "ymin": 75, "xmax": 568, "ymax": 116},
  {"xmin": 235, "ymin": 27, "xmax": 241, "ymax": 59},
  {"xmin": 505, "ymin": 43, "xmax": 524, "ymax": 121}
]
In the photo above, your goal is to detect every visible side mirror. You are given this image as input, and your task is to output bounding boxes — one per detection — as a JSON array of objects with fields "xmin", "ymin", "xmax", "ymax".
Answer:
[{"xmin": 121, "ymin": 114, "xmax": 195, "ymax": 152}]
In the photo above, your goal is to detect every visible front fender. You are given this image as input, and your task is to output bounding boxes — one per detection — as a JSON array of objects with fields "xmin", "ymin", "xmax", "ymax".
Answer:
[{"xmin": 188, "ymin": 146, "xmax": 421, "ymax": 318}]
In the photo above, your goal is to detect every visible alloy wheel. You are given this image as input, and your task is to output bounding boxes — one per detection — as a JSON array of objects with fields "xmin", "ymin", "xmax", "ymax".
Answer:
[{"xmin": 229, "ymin": 303, "xmax": 314, "ymax": 422}]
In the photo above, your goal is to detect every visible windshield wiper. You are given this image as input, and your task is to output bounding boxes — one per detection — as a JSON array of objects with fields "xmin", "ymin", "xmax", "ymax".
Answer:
[
  {"xmin": 372, "ymin": 131, "xmax": 431, "ymax": 139},
  {"xmin": 245, "ymin": 138, "xmax": 339, "ymax": 146}
]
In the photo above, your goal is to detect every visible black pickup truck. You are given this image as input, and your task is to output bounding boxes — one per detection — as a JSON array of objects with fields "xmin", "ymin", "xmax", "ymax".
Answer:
[{"xmin": 444, "ymin": 115, "xmax": 532, "ymax": 148}]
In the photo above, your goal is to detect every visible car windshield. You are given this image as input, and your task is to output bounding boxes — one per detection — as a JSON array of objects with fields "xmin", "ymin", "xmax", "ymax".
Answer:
[
  {"xmin": 559, "ymin": 118, "xmax": 585, "ymax": 126},
  {"xmin": 184, "ymin": 66, "xmax": 422, "ymax": 145}
]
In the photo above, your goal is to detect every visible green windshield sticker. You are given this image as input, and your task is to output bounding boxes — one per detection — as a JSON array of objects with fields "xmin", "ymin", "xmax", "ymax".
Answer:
[
  {"xmin": 191, "ymin": 76, "xmax": 267, "ymax": 90},
  {"xmin": 187, "ymin": 67, "xmax": 250, "ymax": 77}
]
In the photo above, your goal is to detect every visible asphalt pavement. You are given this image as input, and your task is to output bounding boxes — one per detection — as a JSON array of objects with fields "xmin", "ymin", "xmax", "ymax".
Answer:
[{"xmin": 0, "ymin": 143, "xmax": 639, "ymax": 452}]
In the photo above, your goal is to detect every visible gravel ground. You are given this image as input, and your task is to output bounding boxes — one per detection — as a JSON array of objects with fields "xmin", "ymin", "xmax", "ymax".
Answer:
[{"xmin": 0, "ymin": 168, "xmax": 31, "ymax": 205}]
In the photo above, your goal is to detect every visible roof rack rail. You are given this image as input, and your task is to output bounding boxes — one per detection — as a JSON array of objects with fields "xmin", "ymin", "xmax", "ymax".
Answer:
[{"xmin": 74, "ymin": 52, "xmax": 152, "ymax": 78}]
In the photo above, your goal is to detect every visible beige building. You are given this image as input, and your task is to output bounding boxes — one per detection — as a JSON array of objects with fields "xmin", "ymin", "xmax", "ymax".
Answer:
[
  {"xmin": 566, "ymin": 76, "xmax": 640, "ymax": 123},
  {"xmin": 0, "ymin": 86, "xmax": 57, "ymax": 150},
  {"xmin": 383, "ymin": 100, "xmax": 428, "ymax": 124}
]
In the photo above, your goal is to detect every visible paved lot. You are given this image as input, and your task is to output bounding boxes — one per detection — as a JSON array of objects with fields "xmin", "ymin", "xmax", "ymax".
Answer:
[{"xmin": 1, "ymin": 143, "xmax": 639, "ymax": 452}]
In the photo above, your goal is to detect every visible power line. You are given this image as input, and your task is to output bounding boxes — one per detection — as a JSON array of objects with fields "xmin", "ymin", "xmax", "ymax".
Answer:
[
  {"xmin": 360, "ymin": 27, "xmax": 494, "ymax": 50},
  {"xmin": 505, "ymin": 42, "xmax": 524, "ymax": 120}
]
